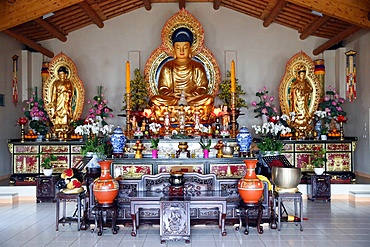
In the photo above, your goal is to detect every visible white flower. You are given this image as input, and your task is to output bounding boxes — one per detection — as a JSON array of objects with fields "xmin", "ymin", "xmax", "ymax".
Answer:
[
  {"xmin": 74, "ymin": 117, "xmax": 113, "ymax": 137},
  {"xmin": 149, "ymin": 122, "xmax": 161, "ymax": 133},
  {"xmin": 314, "ymin": 111, "xmax": 327, "ymax": 119}
]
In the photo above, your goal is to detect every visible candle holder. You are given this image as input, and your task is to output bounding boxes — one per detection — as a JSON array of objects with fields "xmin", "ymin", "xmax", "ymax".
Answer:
[
  {"xmin": 125, "ymin": 93, "xmax": 132, "ymax": 138},
  {"xmin": 339, "ymin": 122, "xmax": 344, "ymax": 141},
  {"xmin": 17, "ymin": 118, "xmax": 28, "ymax": 143},
  {"xmin": 230, "ymin": 92, "xmax": 237, "ymax": 138}
]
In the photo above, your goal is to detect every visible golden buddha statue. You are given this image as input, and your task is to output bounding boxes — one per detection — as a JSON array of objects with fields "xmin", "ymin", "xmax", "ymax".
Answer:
[
  {"xmin": 149, "ymin": 27, "xmax": 213, "ymax": 107},
  {"xmin": 144, "ymin": 9, "xmax": 221, "ymax": 125},
  {"xmin": 51, "ymin": 66, "xmax": 74, "ymax": 127},
  {"xmin": 279, "ymin": 51, "xmax": 322, "ymax": 138},
  {"xmin": 290, "ymin": 66, "xmax": 313, "ymax": 129},
  {"xmin": 43, "ymin": 52, "xmax": 85, "ymax": 136}
]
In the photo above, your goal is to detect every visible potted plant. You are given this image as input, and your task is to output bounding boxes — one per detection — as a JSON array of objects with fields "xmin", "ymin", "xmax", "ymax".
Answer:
[
  {"xmin": 311, "ymin": 147, "xmax": 327, "ymax": 175},
  {"xmin": 150, "ymin": 137, "xmax": 160, "ymax": 159},
  {"xmin": 217, "ymin": 71, "xmax": 248, "ymax": 111},
  {"xmin": 199, "ymin": 138, "xmax": 212, "ymax": 158},
  {"xmin": 40, "ymin": 153, "xmax": 58, "ymax": 176},
  {"xmin": 122, "ymin": 68, "xmax": 150, "ymax": 112},
  {"xmin": 320, "ymin": 126, "xmax": 328, "ymax": 140}
]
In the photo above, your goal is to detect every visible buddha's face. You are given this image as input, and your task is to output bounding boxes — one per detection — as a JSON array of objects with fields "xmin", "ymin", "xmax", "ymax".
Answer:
[
  {"xmin": 174, "ymin": 41, "xmax": 191, "ymax": 60},
  {"xmin": 58, "ymin": 71, "xmax": 67, "ymax": 80}
]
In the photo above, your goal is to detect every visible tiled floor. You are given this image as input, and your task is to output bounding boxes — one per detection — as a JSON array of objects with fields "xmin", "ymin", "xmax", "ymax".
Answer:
[{"xmin": 0, "ymin": 198, "xmax": 370, "ymax": 247}]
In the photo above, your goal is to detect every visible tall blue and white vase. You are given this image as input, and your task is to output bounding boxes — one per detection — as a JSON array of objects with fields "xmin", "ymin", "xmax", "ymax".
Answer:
[
  {"xmin": 111, "ymin": 126, "xmax": 126, "ymax": 157},
  {"xmin": 236, "ymin": 126, "xmax": 253, "ymax": 156},
  {"xmin": 314, "ymin": 120, "xmax": 322, "ymax": 140}
]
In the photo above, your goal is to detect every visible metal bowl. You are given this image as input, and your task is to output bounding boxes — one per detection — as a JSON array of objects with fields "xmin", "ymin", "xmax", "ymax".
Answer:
[
  {"xmin": 222, "ymin": 146, "xmax": 234, "ymax": 155},
  {"xmin": 271, "ymin": 166, "xmax": 302, "ymax": 189}
]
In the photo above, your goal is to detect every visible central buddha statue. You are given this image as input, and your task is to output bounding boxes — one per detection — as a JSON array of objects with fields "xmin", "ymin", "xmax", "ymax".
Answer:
[{"xmin": 149, "ymin": 27, "xmax": 214, "ymax": 107}]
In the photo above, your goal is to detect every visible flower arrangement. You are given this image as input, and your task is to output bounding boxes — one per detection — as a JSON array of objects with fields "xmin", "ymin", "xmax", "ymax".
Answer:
[
  {"xmin": 86, "ymin": 86, "xmax": 114, "ymax": 126},
  {"xmin": 319, "ymin": 86, "xmax": 346, "ymax": 123},
  {"xmin": 23, "ymin": 87, "xmax": 50, "ymax": 135},
  {"xmin": 251, "ymin": 86, "xmax": 278, "ymax": 118},
  {"xmin": 314, "ymin": 110, "xmax": 327, "ymax": 120},
  {"xmin": 311, "ymin": 147, "xmax": 327, "ymax": 168},
  {"xmin": 199, "ymin": 138, "xmax": 212, "ymax": 151},
  {"xmin": 122, "ymin": 68, "xmax": 150, "ymax": 111},
  {"xmin": 74, "ymin": 117, "xmax": 114, "ymax": 158},
  {"xmin": 150, "ymin": 138, "xmax": 160, "ymax": 150},
  {"xmin": 252, "ymin": 116, "xmax": 292, "ymax": 153},
  {"xmin": 149, "ymin": 122, "xmax": 162, "ymax": 134}
]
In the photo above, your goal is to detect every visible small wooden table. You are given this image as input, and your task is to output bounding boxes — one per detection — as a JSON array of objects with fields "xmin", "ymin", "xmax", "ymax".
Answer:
[
  {"xmin": 92, "ymin": 202, "xmax": 119, "ymax": 236},
  {"xmin": 55, "ymin": 191, "xmax": 86, "ymax": 231},
  {"xmin": 274, "ymin": 191, "xmax": 303, "ymax": 231},
  {"xmin": 235, "ymin": 199, "xmax": 264, "ymax": 235}
]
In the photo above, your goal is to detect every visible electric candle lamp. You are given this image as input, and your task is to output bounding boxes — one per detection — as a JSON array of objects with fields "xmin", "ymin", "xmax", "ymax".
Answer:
[
  {"xmin": 231, "ymin": 60, "xmax": 236, "ymax": 93},
  {"xmin": 126, "ymin": 61, "xmax": 131, "ymax": 93}
]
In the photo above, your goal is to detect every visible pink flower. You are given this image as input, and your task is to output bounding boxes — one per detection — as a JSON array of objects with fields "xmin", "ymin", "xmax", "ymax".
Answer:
[
  {"xmin": 87, "ymin": 100, "xmax": 91, "ymax": 104},
  {"xmin": 261, "ymin": 108, "xmax": 268, "ymax": 114},
  {"xmin": 331, "ymin": 101, "xmax": 337, "ymax": 106},
  {"xmin": 269, "ymin": 96, "xmax": 274, "ymax": 101},
  {"xmin": 104, "ymin": 108, "xmax": 110, "ymax": 113},
  {"xmin": 252, "ymin": 101, "xmax": 257, "ymax": 107},
  {"xmin": 263, "ymin": 95, "xmax": 268, "ymax": 100},
  {"xmin": 263, "ymin": 86, "xmax": 267, "ymax": 91},
  {"xmin": 265, "ymin": 102, "xmax": 271, "ymax": 107},
  {"xmin": 96, "ymin": 110, "xmax": 101, "ymax": 115},
  {"xmin": 324, "ymin": 96, "xmax": 330, "ymax": 101}
]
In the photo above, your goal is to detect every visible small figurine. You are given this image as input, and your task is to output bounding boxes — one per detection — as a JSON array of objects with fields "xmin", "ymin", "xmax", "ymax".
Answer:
[
  {"xmin": 132, "ymin": 140, "xmax": 145, "ymax": 158},
  {"xmin": 214, "ymin": 140, "xmax": 224, "ymax": 158}
]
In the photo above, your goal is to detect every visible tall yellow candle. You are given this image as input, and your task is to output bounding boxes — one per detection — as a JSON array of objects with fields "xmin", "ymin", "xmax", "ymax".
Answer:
[
  {"xmin": 126, "ymin": 61, "xmax": 130, "ymax": 93},
  {"xmin": 231, "ymin": 60, "xmax": 236, "ymax": 93}
]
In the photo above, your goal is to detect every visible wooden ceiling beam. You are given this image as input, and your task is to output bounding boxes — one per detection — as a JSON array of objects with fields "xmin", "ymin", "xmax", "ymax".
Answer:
[
  {"xmin": 179, "ymin": 0, "xmax": 186, "ymax": 9},
  {"xmin": 213, "ymin": 0, "xmax": 221, "ymax": 10},
  {"xmin": 142, "ymin": 0, "xmax": 152, "ymax": 11},
  {"xmin": 313, "ymin": 25, "xmax": 362, "ymax": 55},
  {"xmin": 0, "ymin": 0, "xmax": 84, "ymax": 31},
  {"xmin": 263, "ymin": 0, "xmax": 286, "ymax": 27},
  {"xmin": 287, "ymin": 0, "xmax": 370, "ymax": 29},
  {"xmin": 3, "ymin": 29, "xmax": 54, "ymax": 58},
  {"xmin": 78, "ymin": 1, "xmax": 104, "ymax": 28},
  {"xmin": 33, "ymin": 18, "xmax": 67, "ymax": 42},
  {"xmin": 300, "ymin": 15, "xmax": 330, "ymax": 40}
]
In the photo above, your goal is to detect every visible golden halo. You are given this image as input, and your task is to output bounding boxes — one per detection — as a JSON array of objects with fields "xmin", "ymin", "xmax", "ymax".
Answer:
[{"xmin": 161, "ymin": 8, "xmax": 204, "ymax": 56}]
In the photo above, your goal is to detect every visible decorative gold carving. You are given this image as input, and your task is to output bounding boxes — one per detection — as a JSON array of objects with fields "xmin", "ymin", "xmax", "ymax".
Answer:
[
  {"xmin": 279, "ymin": 51, "xmax": 321, "ymax": 137},
  {"xmin": 43, "ymin": 52, "xmax": 85, "ymax": 135}
]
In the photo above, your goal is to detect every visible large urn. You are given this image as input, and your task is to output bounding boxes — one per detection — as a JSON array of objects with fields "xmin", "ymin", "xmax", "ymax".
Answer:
[
  {"xmin": 238, "ymin": 159, "xmax": 264, "ymax": 203},
  {"xmin": 92, "ymin": 160, "xmax": 119, "ymax": 204},
  {"xmin": 110, "ymin": 126, "xmax": 126, "ymax": 157}
]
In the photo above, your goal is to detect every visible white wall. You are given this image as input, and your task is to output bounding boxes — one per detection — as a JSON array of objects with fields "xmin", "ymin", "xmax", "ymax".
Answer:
[
  {"xmin": 39, "ymin": 3, "xmax": 326, "ymax": 129},
  {"xmin": 1, "ymin": 3, "xmax": 369, "ymax": 177},
  {"xmin": 0, "ymin": 32, "xmax": 23, "ymax": 177},
  {"xmin": 342, "ymin": 29, "xmax": 370, "ymax": 175}
]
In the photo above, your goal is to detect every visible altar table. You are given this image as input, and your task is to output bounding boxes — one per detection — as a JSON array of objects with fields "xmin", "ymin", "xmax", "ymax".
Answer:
[{"xmin": 129, "ymin": 190, "xmax": 228, "ymax": 237}]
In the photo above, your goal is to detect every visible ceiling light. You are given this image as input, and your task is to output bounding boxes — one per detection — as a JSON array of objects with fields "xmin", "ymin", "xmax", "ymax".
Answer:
[
  {"xmin": 311, "ymin": 10, "xmax": 323, "ymax": 17},
  {"xmin": 42, "ymin": 12, "xmax": 54, "ymax": 19}
]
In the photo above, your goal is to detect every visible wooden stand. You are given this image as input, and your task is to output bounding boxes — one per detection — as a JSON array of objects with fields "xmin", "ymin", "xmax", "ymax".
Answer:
[
  {"xmin": 36, "ymin": 175, "xmax": 58, "ymax": 203},
  {"xmin": 307, "ymin": 174, "xmax": 331, "ymax": 201}
]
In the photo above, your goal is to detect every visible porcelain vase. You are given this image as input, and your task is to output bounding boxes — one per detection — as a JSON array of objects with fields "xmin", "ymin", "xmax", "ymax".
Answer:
[
  {"xmin": 110, "ymin": 126, "xmax": 126, "ymax": 156},
  {"xmin": 203, "ymin": 149, "xmax": 209, "ymax": 158},
  {"xmin": 152, "ymin": 149, "xmax": 158, "ymax": 159},
  {"xmin": 238, "ymin": 159, "xmax": 264, "ymax": 203},
  {"xmin": 236, "ymin": 126, "xmax": 252, "ymax": 154},
  {"xmin": 92, "ymin": 160, "xmax": 119, "ymax": 204}
]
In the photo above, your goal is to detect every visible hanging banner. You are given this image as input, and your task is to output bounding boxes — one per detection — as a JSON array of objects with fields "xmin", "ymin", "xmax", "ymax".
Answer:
[
  {"xmin": 345, "ymin": 50, "xmax": 357, "ymax": 102},
  {"xmin": 12, "ymin": 55, "xmax": 19, "ymax": 107},
  {"xmin": 314, "ymin": 59, "xmax": 325, "ymax": 98}
]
